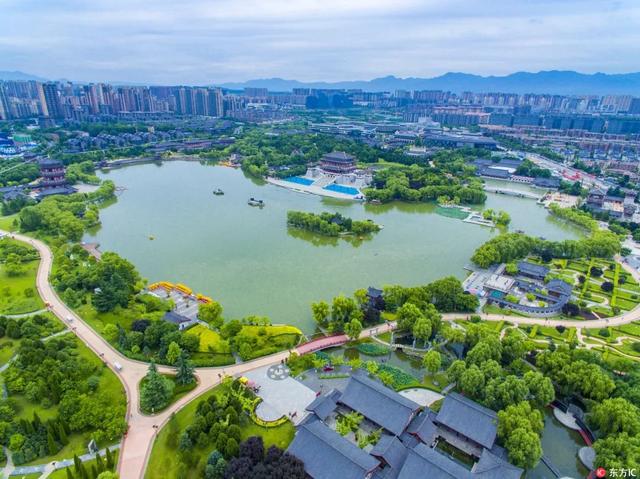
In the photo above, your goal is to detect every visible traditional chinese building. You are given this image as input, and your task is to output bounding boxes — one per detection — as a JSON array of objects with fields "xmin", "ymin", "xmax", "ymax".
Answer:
[
  {"xmin": 39, "ymin": 158, "xmax": 67, "ymax": 188},
  {"xmin": 320, "ymin": 151, "xmax": 356, "ymax": 174}
]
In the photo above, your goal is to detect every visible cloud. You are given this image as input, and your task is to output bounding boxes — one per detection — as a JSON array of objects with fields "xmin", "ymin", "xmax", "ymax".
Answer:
[{"xmin": 0, "ymin": 0, "xmax": 639, "ymax": 84}]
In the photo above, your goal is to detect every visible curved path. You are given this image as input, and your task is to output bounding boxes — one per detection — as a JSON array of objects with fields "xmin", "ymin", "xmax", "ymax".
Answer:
[
  {"xmin": 4, "ymin": 228, "xmax": 640, "ymax": 477},
  {"xmin": 0, "ymin": 230, "xmax": 392, "ymax": 479}
]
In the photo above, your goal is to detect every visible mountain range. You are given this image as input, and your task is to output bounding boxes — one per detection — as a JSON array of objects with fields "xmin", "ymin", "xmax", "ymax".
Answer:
[
  {"xmin": 219, "ymin": 71, "xmax": 640, "ymax": 96},
  {"xmin": 2, "ymin": 70, "xmax": 640, "ymax": 95}
]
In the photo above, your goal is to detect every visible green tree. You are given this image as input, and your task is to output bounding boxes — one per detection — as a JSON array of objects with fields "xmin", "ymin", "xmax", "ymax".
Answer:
[
  {"xmin": 344, "ymin": 318, "xmax": 363, "ymax": 341},
  {"xmin": 140, "ymin": 362, "xmax": 174, "ymax": 413},
  {"xmin": 591, "ymin": 398, "xmax": 640, "ymax": 436},
  {"xmin": 523, "ymin": 371, "xmax": 555, "ymax": 408},
  {"xmin": 96, "ymin": 472, "xmax": 119, "ymax": 479},
  {"xmin": 412, "ymin": 317, "xmax": 432, "ymax": 346},
  {"xmin": 311, "ymin": 301, "xmax": 330, "ymax": 326},
  {"xmin": 505, "ymin": 427, "xmax": 542, "ymax": 469},
  {"xmin": 447, "ymin": 359, "xmax": 466, "ymax": 384},
  {"xmin": 198, "ymin": 301, "xmax": 223, "ymax": 329},
  {"xmin": 175, "ymin": 353, "xmax": 195, "ymax": 385},
  {"xmin": 594, "ymin": 433, "xmax": 640, "ymax": 471},
  {"xmin": 166, "ymin": 341, "xmax": 182, "ymax": 365},
  {"xmin": 423, "ymin": 350, "xmax": 441, "ymax": 375},
  {"xmin": 396, "ymin": 302, "xmax": 423, "ymax": 331},
  {"xmin": 497, "ymin": 402, "xmax": 544, "ymax": 439},
  {"xmin": 459, "ymin": 365, "xmax": 485, "ymax": 398}
]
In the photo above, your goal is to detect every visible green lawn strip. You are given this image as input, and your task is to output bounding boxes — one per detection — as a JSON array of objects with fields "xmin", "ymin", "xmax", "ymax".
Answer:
[
  {"xmin": 610, "ymin": 263, "xmax": 621, "ymax": 308},
  {"xmin": 580, "ymin": 259, "xmax": 594, "ymax": 298},
  {"xmin": 0, "ymin": 259, "xmax": 45, "ymax": 315},
  {"xmin": 145, "ymin": 383, "xmax": 295, "ymax": 479},
  {"xmin": 139, "ymin": 373, "xmax": 197, "ymax": 415},
  {"xmin": 0, "ymin": 214, "xmax": 18, "ymax": 231},
  {"xmin": 421, "ymin": 373, "xmax": 449, "ymax": 392},
  {"xmin": 47, "ymin": 450, "xmax": 119, "ymax": 479},
  {"xmin": 616, "ymin": 322, "xmax": 640, "ymax": 338},
  {"xmin": 0, "ymin": 336, "xmax": 18, "ymax": 366},
  {"xmin": 584, "ymin": 327, "xmax": 622, "ymax": 343},
  {"xmin": 12, "ymin": 473, "xmax": 42, "ymax": 479},
  {"xmin": 613, "ymin": 340, "xmax": 640, "ymax": 358}
]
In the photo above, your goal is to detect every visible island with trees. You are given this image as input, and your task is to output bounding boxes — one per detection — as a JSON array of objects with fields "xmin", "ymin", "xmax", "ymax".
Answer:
[{"xmin": 287, "ymin": 210, "xmax": 381, "ymax": 237}]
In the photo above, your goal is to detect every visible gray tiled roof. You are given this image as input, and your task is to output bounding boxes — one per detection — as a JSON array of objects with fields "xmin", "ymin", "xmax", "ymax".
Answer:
[
  {"xmin": 306, "ymin": 389, "xmax": 341, "ymax": 421},
  {"xmin": 322, "ymin": 151, "xmax": 355, "ymax": 162},
  {"xmin": 339, "ymin": 373, "xmax": 420, "ymax": 436},
  {"xmin": 162, "ymin": 311, "xmax": 192, "ymax": 324},
  {"xmin": 287, "ymin": 420, "xmax": 379, "ymax": 479},
  {"xmin": 435, "ymin": 393, "xmax": 498, "ymax": 449},
  {"xmin": 517, "ymin": 261, "xmax": 549, "ymax": 278},
  {"xmin": 546, "ymin": 279, "xmax": 573, "ymax": 297},
  {"xmin": 406, "ymin": 409, "xmax": 439, "ymax": 444},
  {"xmin": 397, "ymin": 443, "xmax": 469, "ymax": 479},
  {"xmin": 474, "ymin": 449, "xmax": 523, "ymax": 479},
  {"xmin": 370, "ymin": 435, "xmax": 409, "ymax": 470}
]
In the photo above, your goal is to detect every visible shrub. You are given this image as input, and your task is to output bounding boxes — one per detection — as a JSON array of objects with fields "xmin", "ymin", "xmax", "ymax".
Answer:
[{"xmin": 599, "ymin": 328, "xmax": 611, "ymax": 338}]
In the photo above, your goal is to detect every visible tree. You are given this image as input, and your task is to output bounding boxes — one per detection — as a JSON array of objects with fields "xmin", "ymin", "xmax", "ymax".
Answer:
[
  {"xmin": 423, "ymin": 350, "xmax": 441, "ymax": 375},
  {"xmin": 166, "ymin": 341, "xmax": 182, "ymax": 365},
  {"xmin": 140, "ymin": 362, "xmax": 174, "ymax": 413},
  {"xmin": 412, "ymin": 317, "xmax": 432, "ymax": 346},
  {"xmin": 505, "ymin": 427, "xmax": 542, "ymax": 469},
  {"xmin": 523, "ymin": 371, "xmax": 555, "ymax": 408},
  {"xmin": 466, "ymin": 339, "xmax": 502, "ymax": 366},
  {"xmin": 102, "ymin": 324, "xmax": 119, "ymax": 343},
  {"xmin": 96, "ymin": 473, "xmax": 119, "ymax": 479},
  {"xmin": 198, "ymin": 301, "xmax": 223, "ymax": 329},
  {"xmin": 502, "ymin": 333, "xmax": 527, "ymax": 364},
  {"xmin": 485, "ymin": 375, "xmax": 529, "ymax": 410},
  {"xmin": 497, "ymin": 402, "xmax": 544, "ymax": 439},
  {"xmin": 594, "ymin": 432, "xmax": 640, "ymax": 471},
  {"xmin": 396, "ymin": 302, "xmax": 423, "ymax": 331},
  {"xmin": 447, "ymin": 360, "xmax": 466, "ymax": 384},
  {"xmin": 601, "ymin": 281, "xmax": 614, "ymax": 293},
  {"xmin": 591, "ymin": 398, "xmax": 640, "ymax": 436},
  {"xmin": 344, "ymin": 318, "xmax": 363, "ymax": 341},
  {"xmin": 311, "ymin": 301, "xmax": 330, "ymax": 326},
  {"xmin": 175, "ymin": 353, "xmax": 195, "ymax": 385},
  {"xmin": 459, "ymin": 365, "xmax": 485, "ymax": 398}
]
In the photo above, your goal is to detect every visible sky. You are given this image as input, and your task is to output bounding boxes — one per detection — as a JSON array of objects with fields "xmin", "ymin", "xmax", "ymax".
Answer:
[{"xmin": 1, "ymin": 0, "xmax": 639, "ymax": 85}]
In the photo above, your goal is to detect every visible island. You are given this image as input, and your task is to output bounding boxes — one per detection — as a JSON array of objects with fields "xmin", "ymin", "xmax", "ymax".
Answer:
[{"xmin": 287, "ymin": 210, "xmax": 382, "ymax": 237}]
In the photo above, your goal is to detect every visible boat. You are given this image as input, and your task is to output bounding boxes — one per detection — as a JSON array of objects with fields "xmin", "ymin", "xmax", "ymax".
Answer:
[
  {"xmin": 248, "ymin": 197, "xmax": 265, "ymax": 207},
  {"xmin": 148, "ymin": 235, "xmax": 155, "ymax": 240},
  {"xmin": 213, "ymin": 188, "xmax": 224, "ymax": 195}
]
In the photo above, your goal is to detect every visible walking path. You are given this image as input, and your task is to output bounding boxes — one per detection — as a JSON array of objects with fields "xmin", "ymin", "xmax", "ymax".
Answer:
[
  {"xmin": 4, "ymin": 228, "xmax": 640, "ymax": 478},
  {"xmin": 0, "ymin": 230, "xmax": 396, "ymax": 479},
  {"xmin": 3, "ymin": 308, "xmax": 48, "ymax": 319}
]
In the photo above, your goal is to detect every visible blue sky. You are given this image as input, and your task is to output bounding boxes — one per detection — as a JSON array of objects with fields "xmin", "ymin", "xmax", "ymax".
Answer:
[{"xmin": 1, "ymin": 0, "xmax": 639, "ymax": 84}]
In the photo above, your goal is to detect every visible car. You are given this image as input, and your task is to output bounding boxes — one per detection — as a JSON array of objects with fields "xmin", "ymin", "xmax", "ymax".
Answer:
[
  {"xmin": 66, "ymin": 315, "xmax": 74, "ymax": 323},
  {"xmin": 113, "ymin": 361, "xmax": 123, "ymax": 371}
]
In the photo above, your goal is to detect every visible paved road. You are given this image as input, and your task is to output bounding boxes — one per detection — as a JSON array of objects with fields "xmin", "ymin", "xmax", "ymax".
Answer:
[
  {"xmin": 5, "ymin": 229, "xmax": 640, "ymax": 478},
  {"xmin": 1, "ymin": 230, "xmax": 396, "ymax": 479}
]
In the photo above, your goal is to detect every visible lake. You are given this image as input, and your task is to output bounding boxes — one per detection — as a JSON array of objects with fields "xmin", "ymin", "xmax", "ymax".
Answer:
[{"xmin": 85, "ymin": 161, "xmax": 582, "ymax": 332}]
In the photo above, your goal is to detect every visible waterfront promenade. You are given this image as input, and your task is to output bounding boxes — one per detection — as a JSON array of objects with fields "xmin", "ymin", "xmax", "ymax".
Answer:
[{"xmin": 3, "ymin": 228, "xmax": 640, "ymax": 478}]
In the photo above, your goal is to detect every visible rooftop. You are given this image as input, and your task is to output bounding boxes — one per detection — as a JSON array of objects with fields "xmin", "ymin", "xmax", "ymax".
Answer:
[
  {"xmin": 339, "ymin": 372, "xmax": 420, "ymax": 436},
  {"xmin": 435, "ymin": 393, "xmax": 498, "ymax": 450},
  {"xmin": 517, "ymin": 261, "xmax": 549, "ymax": 278},
  {"xmin": 287, "ymin": 419, "xmax": 380, "ymax": 479}
]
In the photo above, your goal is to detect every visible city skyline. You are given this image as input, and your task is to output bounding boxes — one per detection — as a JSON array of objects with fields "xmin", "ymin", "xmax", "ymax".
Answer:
[{"xmin": 2, "ymin": 0, "xmax": 640, "ymax": 85}]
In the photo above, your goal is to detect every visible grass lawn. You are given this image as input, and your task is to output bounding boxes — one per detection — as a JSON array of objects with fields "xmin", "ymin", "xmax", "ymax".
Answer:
[
  {"xmin": 145, "ymin": 383, "xmax": 295, "ymax": 479},
  {"xmin": 139, "ymin": 373, "xmax": 197, "ymax": 415},
  {"xmin": 47, "ymin": 450, "xmax": 119, "ymax": 479},
  {"xmin": 0, "ymin": 256, "xmax": 44, "ymax": 315},
  {"xmin": 376, "ymin": 331, "xmax": 392, "ymax": 343},
  {"xmin": 422, "ymin": 372, "xmax": 449, "ymax": 392},
  {"xmin": 187, "ymin": 324, "xmax": 231, "ymax": 354},
  {"xmin": 616, "ymin": 322, "xmax": 640, "ymax": 338},
  {"xmin": 0, "ymin": 336, "xmax": 18, "ymax": 366},
  {"xmin": 613, "ymin": 340, "xmax": 640, "ymax": 358},
  {"xmin": 0, "ymin": 214, "xmax": 18, "ymax": 231},
  {"xmin": 9, "ymin": 338, "xmax": 126, "ymax": 466}
]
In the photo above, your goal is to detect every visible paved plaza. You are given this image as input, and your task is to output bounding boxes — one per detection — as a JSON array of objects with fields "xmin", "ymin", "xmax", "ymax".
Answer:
[
  {"xmin": 398, "ymin": 388, "xmax": 443, "ymax": 407},
  {"xmin": 244, "ymin": 364, "xmax": 316, "ymax": 425}
]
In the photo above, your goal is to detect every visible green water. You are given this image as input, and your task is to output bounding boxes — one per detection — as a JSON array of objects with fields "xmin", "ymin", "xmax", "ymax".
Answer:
[
  {"xmin": 527, "ymin": 409, "xmax": 590, "ymax": 479},
  {"xmin": 86, "ymin": 162, "xmax": 582, "ymax": 332}
]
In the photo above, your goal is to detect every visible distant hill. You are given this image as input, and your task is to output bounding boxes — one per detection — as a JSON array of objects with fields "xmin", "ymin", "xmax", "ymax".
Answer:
[
  {"xmin": 219, "ymin": 71, "xmax": 640, "ymax": 95},
  {"xmin": 0, "ymin": 70, "xmax": 49, "ymax": 82}
]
